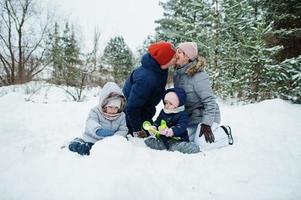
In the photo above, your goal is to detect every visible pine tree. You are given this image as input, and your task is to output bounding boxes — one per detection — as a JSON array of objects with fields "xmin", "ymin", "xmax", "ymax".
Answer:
[
  {"xmin": 210, "ymin": 0, "xmax": 249, "ymax": 98},
  {"xmin": 155, "ymin": 0, "xmax": 210, "ymax": 48},
  {"xmin": 155, "ymin": 0, "xmax": 300, "ymax": 103},
  {"xmin": 61, "ymin": 23, "xmax": 81, "ymax": 87},
  {"xmin": 101, "ymin": 36, "xmax": 134, "ymax": 85},
  {"xmin": 225, "ymin": 0, "xmax": 281, "ymax": 102},
  {"xmin": 275, "ymin": 55, "xmax": 301, "ymax": 103},
  {"xmin": 263, "ymin": 0, "xmax": 301, "ymax": 103},
  {"xmin": 263, "ymin": 0, "xmax": 301, "ymax": 61},
  {"xmin": 46, "ymin": 22, "xmax": 88, "ymax": 101},
  {"xmin": 48, "ymin": 22, "xmax": 64, "ymax": 84}
]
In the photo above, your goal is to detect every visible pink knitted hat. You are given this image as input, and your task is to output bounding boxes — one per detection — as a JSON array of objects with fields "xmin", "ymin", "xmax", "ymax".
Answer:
[
  {"xmin": 177, "ymin": 42, "xmax": 198, "ymax": 60},
  {"xmin": 164, "ymin": 91, "xmax": 179, "ymax": 107}
]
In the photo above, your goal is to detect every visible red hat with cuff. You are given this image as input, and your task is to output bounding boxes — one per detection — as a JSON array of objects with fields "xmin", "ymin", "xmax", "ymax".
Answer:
[{"xmin": 148, "ymin": 41, "xmax": 176, "ymax": 66}]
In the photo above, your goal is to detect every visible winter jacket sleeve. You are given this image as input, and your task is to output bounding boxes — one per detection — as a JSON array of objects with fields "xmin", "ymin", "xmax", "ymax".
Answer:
[
  {"xmin": 193, "ymin": 73, "xmax": 217, "ymax": 126},
  {"xmin": 171, "ymin": 112, "xmax": 189, "ymax": 138},
  {"xmin": 126, "ymin": 72, "xmax": 155, "ymax": 131},
  {"xmin": 83, "ymin": 109, "xmax": 102, "ymax": 141},
  {"xmin": 114, "ymin": 113, "xmax": 128, "ymax": 137}
]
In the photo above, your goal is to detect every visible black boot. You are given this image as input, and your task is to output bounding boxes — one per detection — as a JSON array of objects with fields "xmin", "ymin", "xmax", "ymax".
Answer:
[
  {"xmin": 220, "ymin": 126, "xmax": 234, "ymax": 145},
  {"xmin": 69, "ymin": 137, "xmax": 93, "ymax": 156}
]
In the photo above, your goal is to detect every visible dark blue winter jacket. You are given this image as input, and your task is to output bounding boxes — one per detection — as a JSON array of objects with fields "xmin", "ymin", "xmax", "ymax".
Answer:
[
  {"xmin": 123, "ymin": 53, "xmax": 168, "ymax": 132},
  {"xmin": 153, "ymin": 88, "xmax": 189, "ymax": 146}
]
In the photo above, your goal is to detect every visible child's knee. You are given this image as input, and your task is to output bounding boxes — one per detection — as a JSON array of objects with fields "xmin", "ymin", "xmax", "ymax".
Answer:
[{"xmin": 145, "ymin": 138, "xmax": 167, "ymax": 150}]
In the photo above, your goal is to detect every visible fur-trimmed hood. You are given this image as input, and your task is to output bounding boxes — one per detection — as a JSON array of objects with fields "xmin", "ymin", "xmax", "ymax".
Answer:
[{"xmin": 175, "ymin": 56, "xmax": 206, "ymax": 76}]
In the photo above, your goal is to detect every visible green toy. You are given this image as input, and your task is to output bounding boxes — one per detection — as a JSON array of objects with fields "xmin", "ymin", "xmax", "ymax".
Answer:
[
  {"xmin": 143, "ymin": 120, "xmax": 167, "ymax": 139},
  {"xmin": 142, "ymin": 121, "xmax": 161, "ymax": 139},
  {"xmin": 142, "ymin": 120, "xmax": 180, "ymax": 140}
]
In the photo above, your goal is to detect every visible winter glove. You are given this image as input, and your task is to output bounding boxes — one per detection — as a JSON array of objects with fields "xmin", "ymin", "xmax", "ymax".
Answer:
[
  {"xmin": 133, "ymin": 130, "xmax": 148, "ymax": 138},
  {"xmin": 69, "ymin": 138, "xmax": 93, "ymax": 156},
  {"xmin": 96, "ymin": 128, "xmax": 115, "ymax": 137},
  {"xmin": 200, "ymin": 124, "xmax": 215, "ymax": 143},
  {"xmin": 160, "ymin": 128, "xmax": 174, "ymax": 137}
]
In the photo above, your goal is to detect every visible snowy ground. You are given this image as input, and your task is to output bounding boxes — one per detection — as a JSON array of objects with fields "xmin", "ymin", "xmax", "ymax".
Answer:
[{"xmin": 0, "ymin": 82, "xmax": 301, "ymax": 200}]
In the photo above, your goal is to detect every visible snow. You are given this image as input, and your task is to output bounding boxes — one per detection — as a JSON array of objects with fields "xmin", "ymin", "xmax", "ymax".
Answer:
[{"xmin": 1, "ymin": 82, "xmax": 301, "ymax": 200}]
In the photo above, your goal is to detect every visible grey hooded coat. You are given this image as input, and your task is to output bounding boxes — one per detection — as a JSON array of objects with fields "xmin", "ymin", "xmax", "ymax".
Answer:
[
  {"xmin": 173, "ymin": 57, "xmax": 221, "ymax": 126},
  {"xmin": 82, "ymin": 82, "xmax": 128, "ymax": 143}
]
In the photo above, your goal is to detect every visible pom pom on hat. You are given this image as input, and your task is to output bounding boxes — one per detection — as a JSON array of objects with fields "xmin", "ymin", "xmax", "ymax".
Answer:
[
  {"xmin": 148, "ymin": 41, "xmax": 176, "ymax": 66},
  {"xmin": 177, "ymin": 42, "xmax": 198, "ymax": 60}
]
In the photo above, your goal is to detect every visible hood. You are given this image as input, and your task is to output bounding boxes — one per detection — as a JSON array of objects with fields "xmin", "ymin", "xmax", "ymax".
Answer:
[
  {"xmin": 140, "ymin": 53, "xmax": 168, "ymax": 74},
  {"xmin": 99, "ymin": 82, "xmax": 126, "ymax": 112},
  {"xmin": 176, "ymin": 56, "xmax": 206, "ymax": 76},
  {"xmin": 163, "ymin": 87, "xmax": 187, "ymax": 107}
]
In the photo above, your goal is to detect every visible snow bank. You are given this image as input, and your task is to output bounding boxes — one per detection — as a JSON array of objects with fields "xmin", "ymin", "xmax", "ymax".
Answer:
[{"xmin": 0, "ymin": 83, "xmax": 300, "ymax": 200}]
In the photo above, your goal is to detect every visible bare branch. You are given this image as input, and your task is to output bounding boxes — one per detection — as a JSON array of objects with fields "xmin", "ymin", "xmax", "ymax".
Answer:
[
  {"xmin": 24, "ymin": 18, "xmax": 49, "ymax": 63},
  {"xmin": 57, "ymin": 85, "xmax": 78, "ymax": 101},
  {"xmin": 0, "ymin": 74, "xmax": 9, "ymax": 85},
  {"xmin": 30, "ymin": 49, "xmax": 50, "ymax": 77},
  {"xmin": 0, "ymin": 34, "xmax": 11, "ymax": 51},
  {"xmin": 6, "ymin": 0, "xmax": 20, "ymax": 29},
  {"xmin": 0, "ymin": 54, "xmax": 11, "ymax": 77}
]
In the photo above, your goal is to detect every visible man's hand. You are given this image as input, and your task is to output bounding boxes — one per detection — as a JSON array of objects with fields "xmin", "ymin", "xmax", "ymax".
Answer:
[{"xmin": 200, "ymin": 124, "xmax": 215, "ymax": 143}]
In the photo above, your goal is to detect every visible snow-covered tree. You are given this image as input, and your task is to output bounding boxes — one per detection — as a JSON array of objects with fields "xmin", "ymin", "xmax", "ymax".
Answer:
[
  {"xmin": 101, "ymin": 36, "xmax": 134, "ymax": 85},
  {"xmin": 263, "ymin": 0, "xmax": 301, "ymax": 62},
  {"xmin": 268, "ymin": 55, "xmax": 301, "ymax": 103},
  {"xmin": 155, "ymin": 0, "xmax": 294, "ymax": 103},
  {"xmin": 46, "ymin": 22, "xmax": 64, "ymax": 83},
  {"xmin": 262, "ymin": 0, "xmax": 301, "ymax": 103},
  {"xmin": 155, "ymin": 0, "xmax": 210, "ymax": 48},
  {"xmin": 48, "ymin": 22, "xmax": 82, "ymax": 86}
]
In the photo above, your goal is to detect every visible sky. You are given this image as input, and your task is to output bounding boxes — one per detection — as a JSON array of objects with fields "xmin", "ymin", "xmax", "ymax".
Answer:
[{"xmin": 45, "ymin": 0, "xmax": 164, "ymax": 52}]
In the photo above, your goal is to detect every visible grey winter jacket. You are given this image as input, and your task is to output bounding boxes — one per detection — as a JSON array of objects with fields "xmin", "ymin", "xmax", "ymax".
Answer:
[
  {"xmin": 82, "ymin": 82, "xmax": 128, "ymax": 143},
  {"xmin": 173, "ymin": 57, "xmax": 221, "ymax": 126}
]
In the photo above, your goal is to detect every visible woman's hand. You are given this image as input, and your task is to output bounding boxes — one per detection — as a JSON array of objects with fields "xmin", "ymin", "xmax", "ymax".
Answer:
[{"xmin": 200, "ymin": 124, "xmax": 215, "ymax": 143}]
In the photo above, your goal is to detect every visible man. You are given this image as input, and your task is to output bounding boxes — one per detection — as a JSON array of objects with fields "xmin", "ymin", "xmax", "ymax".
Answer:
[{"xmin": 123, "ymin": 41, "xmax": 176, "ymax": 137}]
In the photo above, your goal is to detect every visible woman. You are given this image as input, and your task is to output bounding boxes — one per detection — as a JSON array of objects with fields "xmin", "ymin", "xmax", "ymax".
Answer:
[{"xmin": 173, "ymin": 42, "xmax": 233, "ymax": 150}]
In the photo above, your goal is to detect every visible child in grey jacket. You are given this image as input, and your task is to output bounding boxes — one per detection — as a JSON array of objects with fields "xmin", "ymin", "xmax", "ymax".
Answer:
[{"xmin": 69, "ymin": 82, "xmax": 128, "ymax": 156}]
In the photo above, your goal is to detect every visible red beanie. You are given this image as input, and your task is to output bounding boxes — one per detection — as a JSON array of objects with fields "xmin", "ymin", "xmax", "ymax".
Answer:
[{"xmin": 148, "ymin": 41, "xmax": 176, "ymax": 66}]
